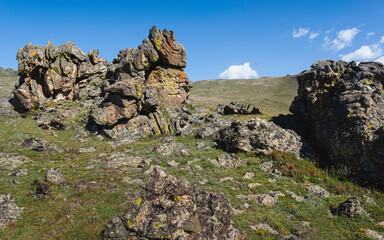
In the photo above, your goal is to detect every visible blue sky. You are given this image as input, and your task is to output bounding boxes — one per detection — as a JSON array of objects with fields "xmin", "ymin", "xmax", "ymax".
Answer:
[{"xmin": 0, "ymin": 0, "xmax": 383, "ymax": 81}]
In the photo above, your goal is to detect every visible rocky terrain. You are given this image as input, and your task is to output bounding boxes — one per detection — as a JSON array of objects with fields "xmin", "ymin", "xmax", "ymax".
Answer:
[{"xmin": 0, "ymin": 28, "xmax": 384, "ymax": 239}]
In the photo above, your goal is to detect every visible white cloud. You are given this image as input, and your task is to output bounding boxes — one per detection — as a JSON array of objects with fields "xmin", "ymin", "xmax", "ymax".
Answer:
[
  {"xmin": 219, "ymin": 63, "xmax": 259, "ymax": 79},
  {"xmin": 326, "ymin": 28, "xmax": 335, "ymax": 34},
  {"xmin": 367, "ymin": 32, "xmax": 375, "ymax": 36},
  {"xmin": 380, "ymin": 36, "xmax": 384, "ymax": 43},
  {"xmin": 292, "ymin": 28, "xmax": 309, "ymax": 38},
  {"xmin": 331, "ymin": 27, "xmax": 360, "ymax": 50},
  {"xmin": 376, "ymin": 56, "xmax": 384, "ymax": 64},
  {"xmin": 341, "ymin": 44, "xmax": 383, "ymax": 61},
  {"xmin": 309, "ymin": 32, "xmax": 320, "ymax": 40}
]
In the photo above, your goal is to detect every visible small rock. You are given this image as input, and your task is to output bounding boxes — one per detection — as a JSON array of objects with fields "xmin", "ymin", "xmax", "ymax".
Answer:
[
  {"xmin": 366, "ymin": 229, "xmax": 384, "ymax": 240},
  {"xmin": 212, "ymin": 153, "xmax": 246, "ymax": 169},
  {"xmin": 107, "ymin": 139, "xmax": 135, "ymax": 148},
  {"xmin": 0, "ymin": 194, "xmax": 24, "ymax": 229},
  {"xmin": 363, "ymin": 195, "xmax": 377, "ymax": 205},
  {"xmin": 335, "ymin": 197, "xmax": 363, "ymax": 217},
  {"xmin": 247, "ymin": 183, "xmax": 262, "ymax": 188},
  {"xmin": 21, "ymin": 138, "xmax": 62, "ymax": 152},
  {"xmin": 10, "ymin": 179, "xmax": 19, "ymax": 185},
  {"xmin": 179, "ymin": 149, "xmax": 189, "ymax": 156},
  {"xmin": 167, "ymin": 160, "xmax": 180, "ymax": 167},
  {"xmin": 306, "ymin": 185, "xmax": 330, "ymax": 198},
  {"xmin": 154, "ymin": 141, "xmax": 176, "ymax": 156},
  {"xmin": 122, "ymin": 177, "xmax": 144, "ymax": 186},
  {"xmin": 8, "ymin": 168, "xmax": 28, "ymax": 177},
  {"xmin": 0, "ymin": 153, "xmax": 32, "ymax": 170},
  {"xmin": 194, "ymin": 165, "xmax": 203, "ymax": 171},
  {"xmin": 258, "ymin": 161, "xmax": 273, "ymax": 172},
  {"xmin": 243, "ymin": 172, "xmax": 255, "ymax": 179},
  {"xmin": 45, "ymin": 168, "xmax": 65, "ymax": 185},
  {"xmin": 286, "ymin": 190, "xmax": 304, "ymax": 202},
  {"xmin": 378, "ymin": 221, "xmax": 384, "ymax": 226},
  {"xmin": 144, "ymin": 165, "xmax": 164, "ymax": 175},
  {"xmin": 107, "ymin": 153, "xmax": 151, "ymax": 169},
  {"xmin": 249, "ymin": 223, "xmax": 280, "ymax": 235},
  {"xmin": 196, "ymin": 142, "xmax": 205, "ymax": 149},
  {"xmin": 32, "ymin": 180, "xmax": 52, "ymax": 198},
  {"xmin": 199, "ymin": 179, "xmax": 208, "ymax": 185},
  {"xmin": 77, "ymin": 147, "xmax": 96, "ymax": 153},
  {"xmin": 187, "ymin": 157, "xmax": 200, "ymax": 165},
  {"xmin": 218, "ymin": 177, "xmax": 234, "ymax": 183}
]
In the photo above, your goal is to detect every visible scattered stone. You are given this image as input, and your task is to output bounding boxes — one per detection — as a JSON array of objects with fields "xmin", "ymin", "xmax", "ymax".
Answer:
[
  {"xmin": 107, "ymin": 153, "xmax": 151, "ymax": 170},
  {"xmin": 243, "ymin": 172, "xmax": 255, "ymax": 179},
  {"xmin": 187, "ymin": 157, "xmax": 200, "ymax": 165},
  {"xmin": 103, "ymin": 167, "xmax": 240, "ymax": 239},
  {"xmin": 0, "ymin": 194, "xmax": 24, "ymax": 229},
  {"xmin": 218, "ymin": 177, "xmax": 234, "ymax": 183},
  {"xmin": 286, "ymin": 190, "xmax": 305, "ymax": 202},
  {"xmin": 199, "ymin": 179, "xmax": 208, "ymax": 185},
  {"xmin": 247, "ymin": 183, "xmax": 262, "ymax": 188},
  {"xmin": 154, "ymin": 140, "xmax": 176, "ymax": 156},
  {"xmin": 45, "ymin": 168, "xmax": 65, "ymax": 185},
  {"xmin": 378, "ymin": 221, "xmax": 384, "ymax": 226},
  {"xmin": 144, "ymin": 165, "xmax": 164, "ymax": 175},
  {"xmin": 219, "ymin": 117, "xmax": 302, "ymax": 157},
  {"xmin": 77, "ymin": 147, "xmax": 96, "ymax": 153},
  {"xmin": 74, "ymin": 180, "xmax": 89, "ymax": 190},
  {"xmin": 179, "ymin": 149, "xmax": 189, "ymax": 156},
  {"xmin": 249, "ymin": 223, "xmax": 280, "ymax": 235},
  {"xmin": 195, "ymin": 107, "xmax": 208, "ymax": 113},
  {"xmin": 290, "ymin": 60, "xmax": 384, "ymax": 186},
  {"xmin": 217, "ymin": 101, "xmax": 261, "ymax": 115},
  {"xmin": 0, "ymin": 153, "xmax": 31, "ymax": 170},
  {"xmin": 335, "ymin": 197, "xmax": 363, "ymax": 217},
  {"xmin": 270, "ymin": 169, "xmax": 282, "ymax": 179},
  {"xmin": 366, "ymin": 229, "xmax": 384, "ymax": 240},
  {"xmin": 32, "ymin": 180, "xmax": 52, "ymax": 198},
  {"xmin": 194, "ymin": 165, "xmax": 203, "ymax": 171},
  {"xmin": 167, "ymin": 160, "xmax": 180, "ymax": 167},
  {"xmin": 10, "ymin": 179, "xmax": 19, "ymax": 185},
  {"xmin": 107, "ymin": 139, "xmax": 135, "ymax": 148},
  {"xmin": 122, "ymin": 177, "xmax": 144, "ymax": 186},
  {"xmin": 8, "ymin": 168, "xmax": 28, "ymax": 177},
  {"xmin": 210, "ymin": 153, "xmax": 246, "ymax": 169},
  {"xmin": 20, "ymin": 138, "xmax": 62, "ymax": 152},
  {"xmin": 363, "ymin": 195, "xmax": 377, "ymax": 205},
  {"xmin": 306, "ymin": 185, "xmax": 330, "ymax": 198},
  {"xmin": 196, "ymin": 142, "xmax": 205, "ymax": 149},
  {"xmin": 258, "ymin": 161, "xmax": 274, "ymax": 172}
]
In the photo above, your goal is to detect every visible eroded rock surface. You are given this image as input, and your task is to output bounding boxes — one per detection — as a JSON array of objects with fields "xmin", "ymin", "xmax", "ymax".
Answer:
[
  {"xmin": 290, "ymin": 59, "xmax": 384, "ymax": 186},
  {"xmin": 219, "ymin": 117, "xmax": 302, "ymax": 157},
  {"xmin": 103, "ymin": 167, "xmax": 240, "ymax": 240}
]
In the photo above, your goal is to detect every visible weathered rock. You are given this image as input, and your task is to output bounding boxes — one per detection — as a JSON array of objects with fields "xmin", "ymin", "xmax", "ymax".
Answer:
[
  {"xmin": 290, "ymin": 59, "xmax": 384, "ymax": 186},
  {"xmin": 77, "ymin": 147, "xmax": 96, "ymax": 153},
  {"xmin": 0, "ymin": 153, "xmax": 31, "ymax": 170},
  {"xmin": 32, "ymin": 180, "xmax": 52, "ymax": 198},
  {"xmin": 103, "ymin": 167, "xmax": 240, "ymax": 239},
  {"xmin": 12, "ymin": 40, "xmax": 109, "ymax": 112},
  {"xmin": 335, "ymin": 197, "xmax": 363, "ymax": 217},
  {"xmin": 107, "ymin": 153, "xmax": 151, "ymax": 170},
  {"xmin": 154, "ymin": 139, "xmax": 176, "ymax": 156},
  {"xmin": 217, "ymin": 101, "xmax": 261, "ymax": 115},
  {"xmin": 210, "ymin": 153, "xmax": 246, "ymax": 169},
  {"xmin": 8, "ymin": 168, "xmax": 28, "ymax": 177},
  {"xmin": 306, "ymin": 185, "xmax": 330, "ymax": 198},
  {"xmin": 45, "ymin": 168, "xmax": 65, "ymax": 185},
  {"xmin": 366, "ymin": 229, "xmax": 384, "ymax": 240},
  {"xmin": 196, "ymin": 117, "xmax": 235, "ymax": 139},
  {"xmin": 219, "ymin": 117, "xmax": 302, "ymax": 157},
  {"xmin": 0, "ymin": 194, "xmax": 23, "ymax": 229},
  {"xmin": 20, "ymin": 138, "xmax": 62, "ymax": 152},
  {"xmin": 286, "ymin": 190, "xmax": 305, "ymax": 202}
]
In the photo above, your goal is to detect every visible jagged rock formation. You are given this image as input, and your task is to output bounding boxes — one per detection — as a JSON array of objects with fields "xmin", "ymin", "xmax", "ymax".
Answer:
[
  {"xmin": 217, "ymin": 101, "xmax": 261, "ymax": 115},
  {"xmin": 290, "ymin": 59, "xmax": 384, "ymax": 186},
  {"xmin": 12, "ymin": 41, "xmax": 109, "ymax": 112},
  {"xmin": 219, "ymin": 117, "xmax": 302, "ymax": 157},
  {"xmin": 90, "ymin": 26, "xmax": 191, "ymax": 139},
  {"xmin": 103, "ymin": 167, "xmax": 240, "ymax": 239}
]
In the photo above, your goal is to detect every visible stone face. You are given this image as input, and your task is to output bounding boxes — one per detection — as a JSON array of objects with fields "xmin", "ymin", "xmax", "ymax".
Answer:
[
  {"xmin": 219, "ymin": 117, "xmax": 302, "ymax": 157},
  {"xmin": 12, "ymin": 41, "xmax": 109, "ymax": 112},
  {"xmin": 103, "ymin": 167, "xmax": 240, "ymax": 240},
  {"xmin": 217, "ymin": 101, "xmax": 261, "ymax": 115},
  {"xmin": 90, "ymin": 27, "xmax": 191, "ymax": 139},
  {"xmin": 0, "ymin": 194, "xmax": 23, "ymax": 229},
  {"xmin": 290, "ymin": 59, "xmax": 384, "ymax": 186}
]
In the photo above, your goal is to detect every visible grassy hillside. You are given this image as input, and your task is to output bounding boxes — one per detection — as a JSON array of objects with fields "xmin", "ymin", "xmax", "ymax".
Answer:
[{"xmin": 190, "ymin": 75, "xmax": 298, "ymax": 117}]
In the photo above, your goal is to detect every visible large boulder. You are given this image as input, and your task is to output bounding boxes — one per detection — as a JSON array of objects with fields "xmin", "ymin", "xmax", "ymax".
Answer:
[
  {"xmin": 219, "ymin": 117, "xmax": 302, "ymax": 157},
  {"xmin": 12, "ymin": 41, "xmax": 109, "ymax": 112},
  {"xmin": 290, "ymin": 59, "xmax": 384, "ymax": 186},
  {"xmin": 103, "ymin": 167, "xmax": 240, "ymax": 239},
  {"xmin": 90, "ymin": 26, "xmax": 191, "ymax": 139}
]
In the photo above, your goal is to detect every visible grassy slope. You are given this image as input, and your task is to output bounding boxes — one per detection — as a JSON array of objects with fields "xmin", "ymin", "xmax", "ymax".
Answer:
[
  {"xmin": 0, "ymin": 74, "xmax": 383, "ymax": 239},
  {"xmin": 190, "ymin": 75, "xmax": 298, "ymax": 117}
]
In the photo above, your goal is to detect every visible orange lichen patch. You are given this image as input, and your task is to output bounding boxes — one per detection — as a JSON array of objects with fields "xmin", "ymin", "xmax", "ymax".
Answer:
[{"xmin": 31, "ymin": 50, "xmax": 36, "ymax": 56}]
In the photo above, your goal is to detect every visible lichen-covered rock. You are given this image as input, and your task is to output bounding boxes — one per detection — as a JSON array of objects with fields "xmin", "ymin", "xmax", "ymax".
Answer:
[
  {"xmin": 217, "ymin": 101, "xmax": 261, "ymax": 115},
  {"xmin": 0, "ymin": 153, "xmax": 31, "ymax": 170},
  {"xmin": 20, "ymin": 138, "xmax": 62, "ymax": 152},
  {"xmin": 335, "ymin": 197, "xmax": 363, "ymax": 217},
  {"xmin": 90, "ymin": 27, "xmax": 191, "ymax": 139},
  {"xmin": 103, "ymin": 167, "xmax": 240, "ymax": 239},
  {"xmin": 290, "ymin": 59, "xmax": 384, "ymax": 186},
  {"xmin": 306, "ymin": 185, "xmax": 330, "ymax": 198},
  {"xmin": 0, "ymin": 194, "xmax": 23, "ymax": 229},
  {"xmin": 45, "ymin": 168, "xmax": 65, "ymax": 185},
  {"xmin": 196, "ymin": 117, "xmax": 235, "ymax": 139},
  {"xmin": 12, "ymin": 41, "xmax": 109, "ymax": 112},
  {"xmin": 210, "ymin": 153, "xmax": 246, "ymax": 169},
  {"xmin": 219, "ymin": 117, "xmax": 302, "ymax": 157}
]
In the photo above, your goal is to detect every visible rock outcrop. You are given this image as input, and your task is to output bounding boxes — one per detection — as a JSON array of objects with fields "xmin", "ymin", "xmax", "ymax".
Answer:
[
  {"xmin": 290, "ymin": 59, "xmax": 384, "ymax": 186},
  {"xmin": 219, "ymin": 117, "xmax": 302, "ymax": 157},
  {"xmin": 12, "ymin": 41, "xmax": 108, "ymax": 112},
  {"xmin": 217, "ymin": 101, "xmax": 261, "ymax": 115},
  {"xmin": 90, "ymin": 26, "xmax": 191, "ymax": 139},
  {"xmin": 103, "ymin": 167, "xmax": 240, "ymax": 239}
]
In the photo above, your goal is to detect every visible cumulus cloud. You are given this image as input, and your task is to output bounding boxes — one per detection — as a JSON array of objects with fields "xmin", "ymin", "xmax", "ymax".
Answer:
[
  {"xmin": 367, "ymin": 32, "xmax": 375, "ymax": 36},
  {"xmin": 376, "ymin": 56, "xmax": 384, "ymax": 64},
  {"xmin": 380, "ymin": 36, "xmax": 384, "ymax": 43},
  {"xmin": 341, "ymin": 44, "xmax": 383, "ymax": 61},
  {"xmin": 219, "ymin": 63, "xmax": 259, "ymax": 79},
  {"xmin": 309, "ymin": 32, "xmax": 320, "ymax": 40},
  {"xmin": 292, "ymin": 28, "xmax": 309, "ymax": 38},
  {"xmin": 324, "ymin": 27, "xmax": 360, "ymax": 51}
]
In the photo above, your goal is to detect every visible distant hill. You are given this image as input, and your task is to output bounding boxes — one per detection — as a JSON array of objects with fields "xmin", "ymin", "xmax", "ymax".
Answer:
[
  {"xmin": 190, "ymin": 75, "xmax": 298, "ymax": 117},
  {"xmin": 0, "ymin": 67, "xmax": 18, "ymax": 97}
]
